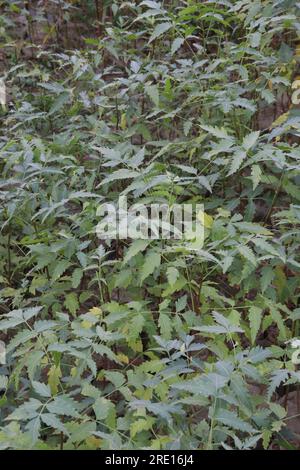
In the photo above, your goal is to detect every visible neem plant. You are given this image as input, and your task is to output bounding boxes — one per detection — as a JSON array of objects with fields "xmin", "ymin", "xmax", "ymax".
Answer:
[{"xmin": 0, "ymin": 0, "xmax": 300, "ymax": 450}]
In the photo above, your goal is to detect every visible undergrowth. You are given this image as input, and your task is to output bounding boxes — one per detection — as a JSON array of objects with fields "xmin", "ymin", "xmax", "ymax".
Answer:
[{"xmin": 0, "ymin": 0, "xmax": 300, "ymax": 450}]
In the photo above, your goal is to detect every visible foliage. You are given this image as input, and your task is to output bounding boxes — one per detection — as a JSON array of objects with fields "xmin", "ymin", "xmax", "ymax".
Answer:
[{"xmin": 0, "ymin": 0, "xmax": 300, "ymax": 450}]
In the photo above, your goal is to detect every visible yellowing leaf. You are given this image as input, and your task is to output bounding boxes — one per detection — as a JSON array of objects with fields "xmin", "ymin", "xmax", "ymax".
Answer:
[
  {"xmin": 47, "ymin": 365, "xmax": 62, "ymax": 396},
  {"xmin": 271, "ymin": 420, "xmax": 285, "ymax": 432},
  {"xmin": 292, "ymin": 79, "xmax": 300, "ymax": 89},
  {"xmin": 135, "ymin": 387, "xmax": 152, "ymax": 400},
  {"xmin": 81, "ymin": 320, "xmax": 93, "ymax": 329},
  {"xmin": 150, "ymin": 436, "xmax": 172, "ymax": 450},
  {"xmin": 89, "ymin": 307, "xmax": 102, "ymax": 317},
  {"xmin": 271, "ymin": 112, "xmax": 288, "ymax": 128},
  {"xmin": 130, "ymin": 418, "xmax": 155, "ymax": 438},
  {"xmin": 116, "ymin": 353, "xmax": 129, "ymax": 364},
  {"xmin": 85, "ymin": 436, "xmax": 102, "ymax": 449},
  {"xmin": 197, "ymin": 210, "xmax": 213, "ymax": 228},
  {"xmin": 120, "ymin": 113, "xmax": 127, "ymax": 130},
  {"xmin": 129, "ymin": 339, "xmax": 143, "ymax": 353}
]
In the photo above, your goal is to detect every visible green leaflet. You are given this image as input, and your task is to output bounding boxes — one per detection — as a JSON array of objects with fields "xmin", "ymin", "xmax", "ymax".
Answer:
[
  {"xmin": 140, "ymin": 251, "xmax": 161, "ymax": 283},
  {"xmin": 248, "ymin": 306, "xmax": 263, "ymax": 345},
  {"xmin": 148, "ymin": 22, "xmax": 172, "ymax": 43},
  {"xmin": 1, "ymin": 0, "xmax": 299, "ymax": 451}
]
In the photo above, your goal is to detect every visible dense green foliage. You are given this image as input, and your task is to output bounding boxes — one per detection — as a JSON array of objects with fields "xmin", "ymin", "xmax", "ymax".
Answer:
[{"xmin": 0, "ymin": 0, "xmax": 300, "ymax": 450}]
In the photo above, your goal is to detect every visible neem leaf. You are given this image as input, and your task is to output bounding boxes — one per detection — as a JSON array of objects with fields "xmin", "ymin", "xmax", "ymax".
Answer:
[
  {"xmin": 249, "ymin": 306, "xmax": 263, "ymax": 345},
  {"xmin": 145, "ymin": 84, "xmax": 159, "ymax": 107},
  {"xmin": 123, "ymin": 239, "xmax": 151, "ymax": 264},
  {"xmin": 41, "ymin": 413, "xmax": 70, "ymax": 436},
  {"xmin": 149, "ymin": 22, "xmax": 172, "ymax": 43},
  {"xmin": 32, "ymin": 381, "xmax": 52, "ymax": 398},
  {"xmin": 140, "ymin": 251, "xmax": 161, "ymax": 283},
  {"xmin": 171, "ymin": 37, "xmax": 184, "ymax": 55},
  {"xmin": 242, "ymin": 131, "xmax": 260, "ymax": 151}
]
